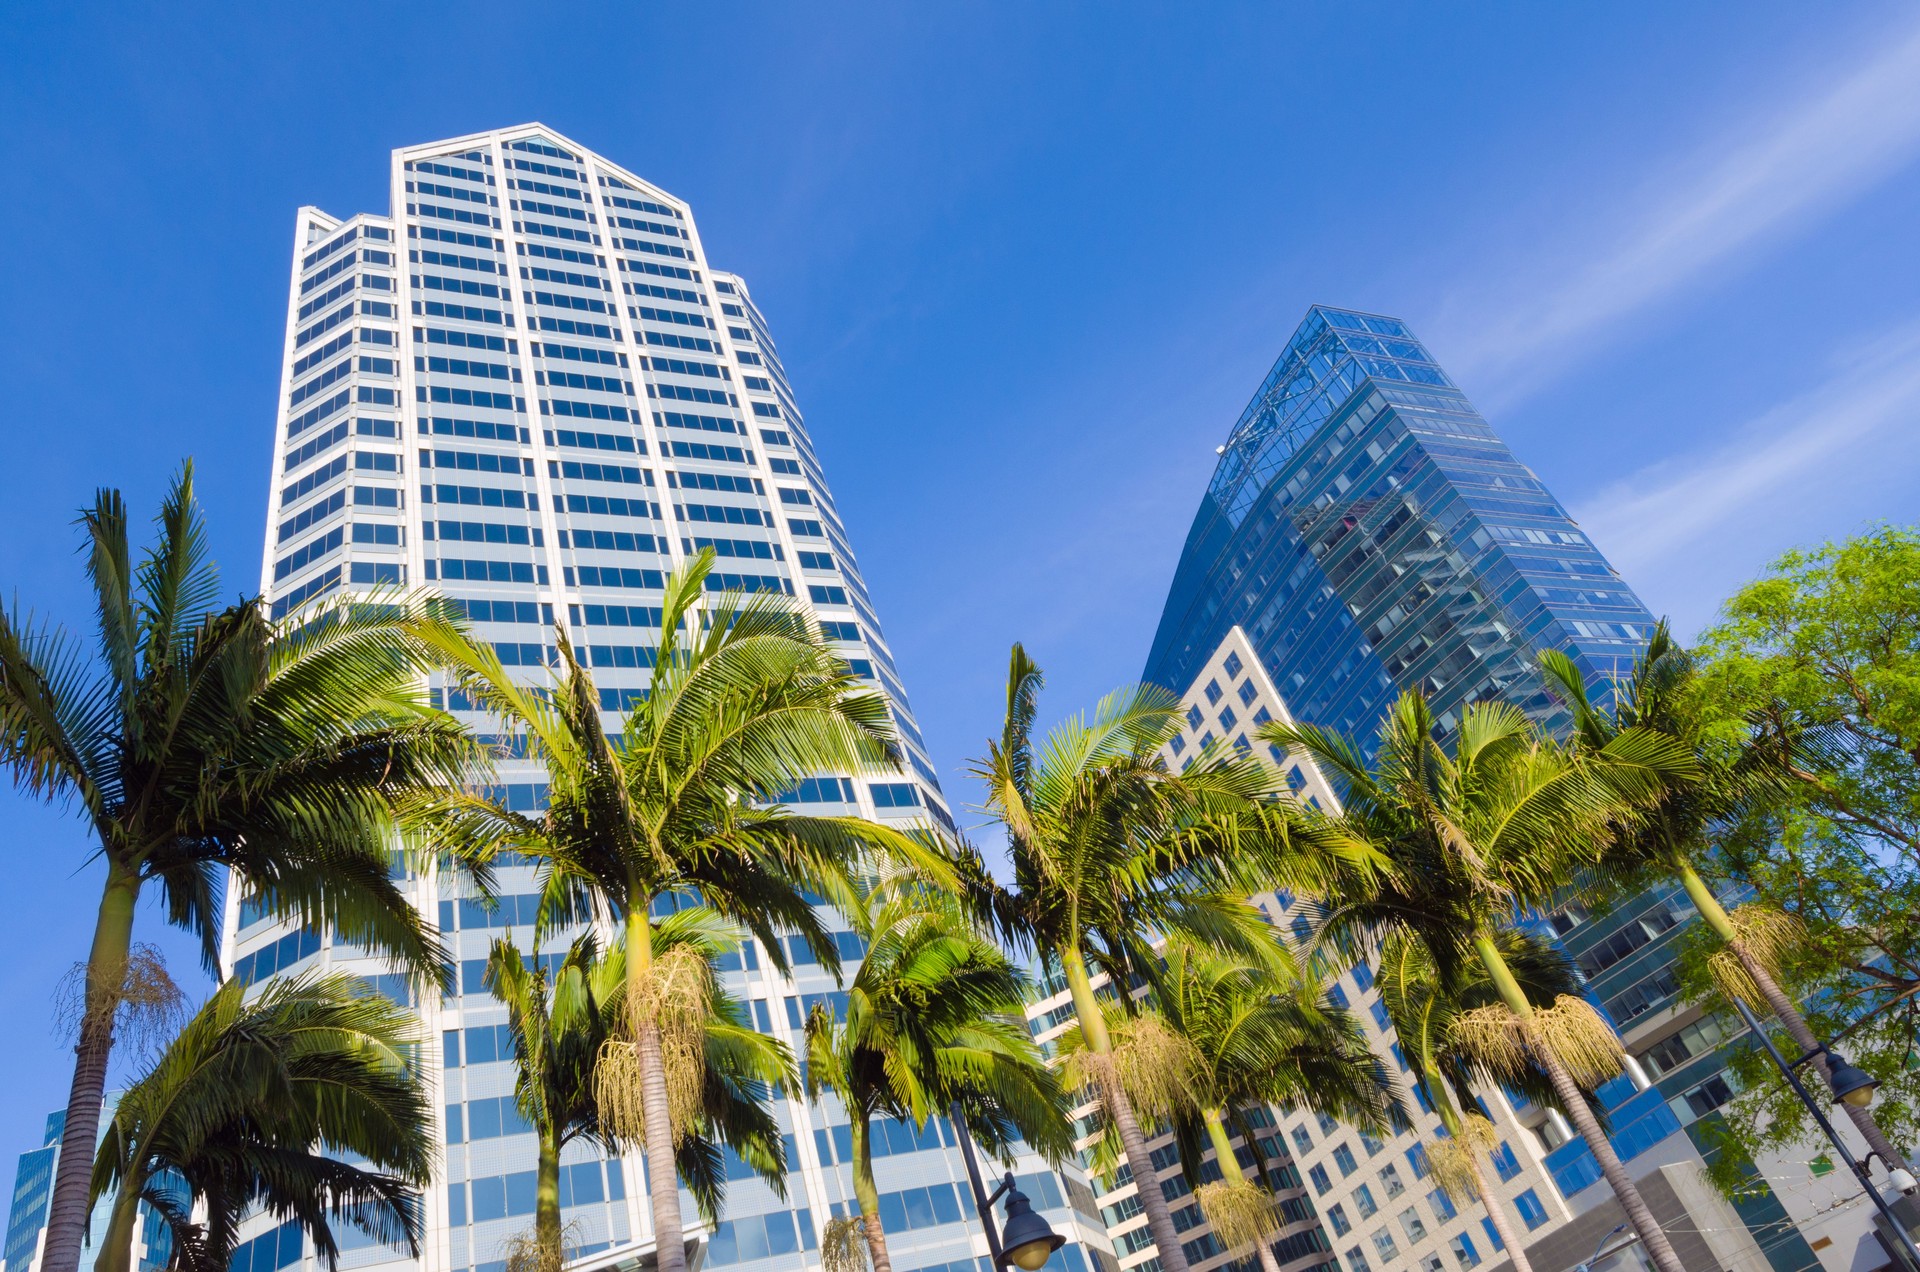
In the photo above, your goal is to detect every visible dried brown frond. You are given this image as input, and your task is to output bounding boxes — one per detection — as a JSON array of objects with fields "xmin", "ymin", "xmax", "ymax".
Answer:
[
  {"xmin": 820, "ymin": 1215, "xmax": 869, "ymax": 1272},
  {"xmin": 1449, "ymin": 1005, "xmax": 1529, "ymax": 1073},
  {"xmin": 1108, "ymin": 1013, "xmax": 1203, "ymax": 1122},
  {"xmin": 1708, "ymin": 904, "xmax": 1806, "ymax": 1008},
  {"xmin": 1529, "ymin": 996, "xmax": 1624, "ymax": 1087},
  {"xmin": 1427, "ymin": 1115, "xmax": 1499, "ymax": 1203},
  {"xmin": 54, "ymin": 944, "xmax": 184, "ymax": 1059},
  {"xmin": 1195, "ymin": 1179, "xmax": 1280, "ymax": 1249},
  {"xmin": 622, "ymin": 945, "xmax": 712, "ymax": 1144}
]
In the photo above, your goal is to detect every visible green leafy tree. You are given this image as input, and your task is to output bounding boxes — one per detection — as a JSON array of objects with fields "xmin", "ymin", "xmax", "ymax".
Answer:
[
  {"xmin": 803, "ymin": 873, "xmax": 1071, "ymax": 1272},
  {"xmin": 420, "ymin": 550, "xmax": 938, "ymax": 1272},
  {"xmin": 1142, "ymin": 936, "xmax": 1396, "ymax": 1272},
  {"xmin": 1375, "ymin": 930, "xmax": 1588, "ymax": 1272},
  {"xmin": 0, "ymin": 466, "xmax": 480, "ymax": 1272},
  {"xmin": 1259, "ymin": 692, "xmax": 1693, "ymax": 1272},
  {"xmin": 1677, "ymin": 527, "xmax": 1920, "ymax": 1172},
  {"xmin": 88, "ymin": 973, "xmax": 433, "ymax": 1272},
  {"xmin": 1546, "ymin": 620, "xmax": 1915, "ymax": 1179},
  {"xmin": 485, "ymin": 910, "xmax": 792, "ymax": 1272},
  {"xmin": 969, "ymin": 645, "xmax": 1359, "ymax": 1272}
]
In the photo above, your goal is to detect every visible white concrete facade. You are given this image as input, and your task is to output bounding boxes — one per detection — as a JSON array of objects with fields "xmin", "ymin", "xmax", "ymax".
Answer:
[{"xmin": 228, "ymin": 125, "xmax": 1113, "ymax": 1272}]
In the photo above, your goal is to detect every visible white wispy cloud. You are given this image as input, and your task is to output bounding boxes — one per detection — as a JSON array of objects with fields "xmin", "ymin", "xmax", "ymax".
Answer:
[
  {"xmin": 1440, "ymin": 19, "xmax": 1920, "ymax": 401},
  {"xmin": 1573, "ymin": 322, "xmax": 1920, "ymax": 635}
]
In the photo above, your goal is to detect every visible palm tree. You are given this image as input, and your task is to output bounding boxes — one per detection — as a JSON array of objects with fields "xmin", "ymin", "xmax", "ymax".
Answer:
[
  {"xmin": 485, "ymin": 931, "xmax": 625, "ymax": 1272},
  {"xmin": 87, "ymin": 973, "xmax": 433, "ymax": 1272},
  {"xmin": 802, "ymin": 873, "xmax": 1072, "ymax": 1272},
  {"xmin": 1144, "ymin": 937, "xmax": 1397, "ymax": 1272},
  {"xmin": 0, "ymin": 465, "xmax": 483, "ymax": 1272},
  {"xmin": 1259, "ymin": 691, "xmax": 1694, "ymax": 1272},
  {"xmin": 485, "ymin": 911, "xmax": 792, "ymax": 1272},
  {"xmin": 969, "ymin": 645, "xmax": 1367, "ymax": 1272},
  {"xmin": 1542, "ymin": 627, "xmax": 1914, "ymax": 1176},
  {"xmin": 1376, "ymin": 929, "xmax": 1592, "ymax": 1272},
  {"xmin": 421, "ymin": 550, "xmax": 941, "ymax": 1272}
]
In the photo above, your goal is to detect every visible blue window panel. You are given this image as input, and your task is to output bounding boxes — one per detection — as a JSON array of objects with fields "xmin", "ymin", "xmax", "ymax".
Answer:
[
  {"xmin": 1514, "ymin": 1188, "xmax": 1549, "ymax": 1229},
  {"xmin": 469, "ymin": 1100, "xmax": 502, "ymax": 1139},
  {"xmin": 930, "ymin": 1185, "xmax": 962, "ymax": 1225},
  {"xmin": 505, "ymin": 1171, "xmax": 537, "ymax": 1216},
  {"xmin": 765, "ymin": 1212, "xmax": 800, "ymax": 1257},
  {"xmin": 471, "ymin": 1177, "xmax": 507, "ymax": 1222}
]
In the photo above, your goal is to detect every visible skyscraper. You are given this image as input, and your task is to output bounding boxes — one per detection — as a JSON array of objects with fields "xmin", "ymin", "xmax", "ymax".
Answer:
[
  {"xmin": 1143, "ymin": 305, "xmax": 1654, "ymax": 746},
  {"xmin": 1140, "ymin": 307, "xmax": 1834, "ymax": 1272},
  {"xmin": 234, "ymin": 124, "xmax": 1111, "ymax": 1272}
]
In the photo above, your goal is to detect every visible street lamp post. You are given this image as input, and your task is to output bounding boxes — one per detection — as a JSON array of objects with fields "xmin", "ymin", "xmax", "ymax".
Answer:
[
  {"xmin": 1730, "ymin": 998, "xmax": 1920, "ymax": 1272},
  {"xmin": 950, "ymin": 1101, "xmax": 1067, "ymax": 1270},
  {"xmin": 1574, "ymin": 1222, "xmax": 1627, "ymax": 1271}
]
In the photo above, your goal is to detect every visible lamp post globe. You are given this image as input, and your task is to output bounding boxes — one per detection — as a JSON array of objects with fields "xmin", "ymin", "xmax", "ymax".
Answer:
[
  {"xmin": 997, "ymin": 1184, "xmax": 1065, "ymax": 1271},
  {"xmin": 1825, "ymin": 1050, "xmax": 1879, "ymax": 1109}
]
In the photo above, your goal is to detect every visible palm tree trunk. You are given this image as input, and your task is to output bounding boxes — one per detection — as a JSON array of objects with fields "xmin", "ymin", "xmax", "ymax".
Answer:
[
  {"xmin": 536, "ymin": 1127, "xmax": 562, "ymax": 1272},
  {"xmin": 1423, "ymin": 1069, "xmax": 1533, "ymax": 1272},
  {"xmin": 1471, "ymin": 935, "xmax": 1683, "ymax": 1272},
  {"xmin": 90, "ymin": 1173, "xmax": 141, "ymax": 1272},
  {"xmin": 1201, "ymin": 1110, "xmax": 1279, "ymax": 1272},
  {"xmin": 626, "ymin": 901, "xmax": 687, "ymax": 1272},
  {"xmin": 1061, "ymin": 947, "xmax": 1190, "ymax": 1272},
  {"xmin": 851, "ymin": 1115, "xmax": 893, "ymax": 1272},
  {"xmin": 44, "ymin": 866, "xmax": 140, "ymax": 1272},
  {"xmin": 1675, "ymin": 863, "xmax": 1911, "ymax": 1174},
  {"xmin": 1463, "ymin": 1146, "xmax": 1531, "ymax": 1272}
]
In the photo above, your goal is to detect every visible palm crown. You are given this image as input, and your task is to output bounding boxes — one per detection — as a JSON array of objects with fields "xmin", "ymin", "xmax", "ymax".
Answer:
[
  {"xmin": 1259, "ymin": 687, "xmax": 1695, "ymax": 1272},
  {"xmin": 422, "ymin": 550, "xmax": 939, "ymax": 1272},
  {"xmin": 89, "ymin": 973, "xmax": 433, "ymax": 1272},
  {"xmin": 0, "ymin": 466, "xmax": 483, "ymax": 1272},
  {"xmin": 804, "ymin": 874, "xmax": 1070, "ymax": 1272},
  {"xmin": 966, "ymin": 644, "xmax": 1363, "ymax": 1272}
]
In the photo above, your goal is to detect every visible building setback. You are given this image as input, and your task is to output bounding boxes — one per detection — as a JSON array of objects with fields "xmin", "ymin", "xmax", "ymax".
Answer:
[
  {"xmin": 1137, "ymin": 306, "xmax": 1830, "ymax": 1272},
  {"xmin": 232, "ymin": 124, "xmax": 1113, "ymax": 1272}
]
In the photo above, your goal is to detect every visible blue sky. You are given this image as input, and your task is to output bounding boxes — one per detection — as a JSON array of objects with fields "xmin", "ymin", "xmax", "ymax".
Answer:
[{"xmin": 6, "ymin": 1, "xmax": 1920, "ymax": 1156}]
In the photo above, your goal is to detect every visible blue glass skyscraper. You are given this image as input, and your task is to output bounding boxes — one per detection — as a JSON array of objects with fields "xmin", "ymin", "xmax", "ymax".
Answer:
[
  {"xmin": 1144, "ymin": 305, "xmax": 1654, "ymax": 745},
  {"xmin": 1141, "ymin": 305, "xmax": 1831, "ymax": 1272}
]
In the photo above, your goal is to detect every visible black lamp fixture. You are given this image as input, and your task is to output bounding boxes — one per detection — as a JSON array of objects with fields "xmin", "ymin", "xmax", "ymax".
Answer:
[
  {"xmin": 996, "ymin": 1181, "xmax": 1067, "ymax": 1271},
  {"xmin": 951, "ymin": 1100, "xmax": 1067, "ymax": 1270},
  {"xmin": 1823, "ymin": 1048, "xmax": 1880, "ymax": 1109}
]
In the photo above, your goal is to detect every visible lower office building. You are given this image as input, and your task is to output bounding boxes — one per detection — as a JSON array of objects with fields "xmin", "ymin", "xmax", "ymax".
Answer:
[
  {"xmin": 1, "ymin": 1108, "xmax": 170, "ymax": 1272},
  {"xmin": 227, "ymin": 123, "xmax": 1114, "ymax": 1272},
  {"xmin": 1029, "ymin": 627, "xmax": 1576, "ymax": 1272}
]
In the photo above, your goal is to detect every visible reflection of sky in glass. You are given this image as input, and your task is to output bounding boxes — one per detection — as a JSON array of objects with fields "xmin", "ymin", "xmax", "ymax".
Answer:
[{"xmin": 1147, "ymin": 305, "xmax": 1657, "ymax": 753}]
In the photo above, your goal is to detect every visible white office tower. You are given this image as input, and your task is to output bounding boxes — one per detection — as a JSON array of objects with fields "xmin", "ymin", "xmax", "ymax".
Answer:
[{"xmin": 232, "ymin": 125, "xmax": 1113, "ymax": 1272}]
